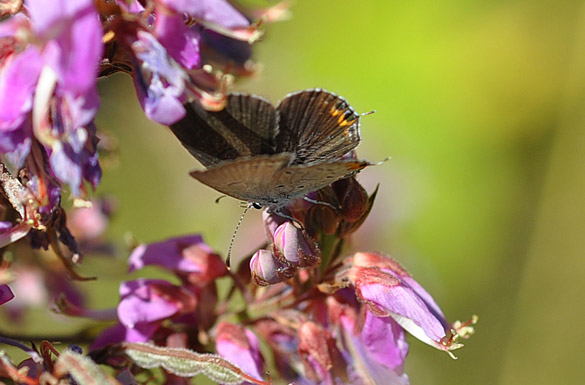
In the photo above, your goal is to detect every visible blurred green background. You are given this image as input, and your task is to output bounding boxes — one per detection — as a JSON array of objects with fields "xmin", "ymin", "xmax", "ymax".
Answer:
[{"xmin": 88, "ymin": 0, "xmax": 585, "ymax": 384}]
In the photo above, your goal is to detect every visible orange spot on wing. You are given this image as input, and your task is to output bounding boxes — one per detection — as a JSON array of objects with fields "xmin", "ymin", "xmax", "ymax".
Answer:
[{"xmin": 330, "ymin": 106, "xmax": 341, "ymax": 117}]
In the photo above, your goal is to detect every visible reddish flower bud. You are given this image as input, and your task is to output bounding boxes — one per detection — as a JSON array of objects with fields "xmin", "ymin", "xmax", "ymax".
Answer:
[
  {"xmin": 338, "ymin": 184, "xmax": 379, "ymax": 237},
  {"xmin": 216, "ymin": 322, "xmax": 264, "ymax": 383},
  {"xmin": 311, "ymin": 204, "xmax": 341, "ymax": 235},
  {"xmin": 250, "ymin": 249, "xmax": 295, "ymax": 286},
  {"xmin": 298, "ymin": 321, "xmax": 347, "ymax": 383},
  {"xmin": 335, "ymin": 177, "xmax": 368, "ymax": 223},
  {"xmin": 273, "ymin": 222, "xmax": 319, "ymax": 267},
  {"xmin": 0, "ymin": 284, "xmax": 14, "ymax": 305}
]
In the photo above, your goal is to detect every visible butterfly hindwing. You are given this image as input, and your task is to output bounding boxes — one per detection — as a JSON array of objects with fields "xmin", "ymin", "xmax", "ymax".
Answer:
[
  {"xmin": 170, "ymin": 94, "xmax": 278, "ymax": 167},
  {"xmin": 269, "ymin": 159, "xmax": 372, "ymax": 200},
  {"xmin": 189, "ymin": 153, "xmax": 294, "ymax": 205}
]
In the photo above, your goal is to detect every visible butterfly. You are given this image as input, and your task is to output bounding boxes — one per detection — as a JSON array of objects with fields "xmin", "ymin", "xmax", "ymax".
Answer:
[{"xmin": 169, "ymin": 89, "xmax": 373, "ymax": 210}]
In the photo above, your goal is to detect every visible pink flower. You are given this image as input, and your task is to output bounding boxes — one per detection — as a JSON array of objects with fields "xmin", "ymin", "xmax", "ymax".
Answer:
[
  {"xmin": 349, "ymin": 252, "xmax": 473, "ymax": 354},
  {"xmin": 216, "ymin": 322, "xmax": 264, "ymax": 383},
  {"xmin": 117, "ymin": 279, "xmax": 197, "ymax": 342},
  {"xmin": 0, "ymin": 0, "xmax": 103, "ymax": 196},
  {"xmin": 0, "ymin": 284, "xmax": 14, "ymax": 305},
  {"xmin": 128, "ymin": 234, "xmax": 227, "ymax": 286},
  {"xmin": 340, "ymin": 309, "xmax": 409, "ymax": 385},
  {"xmin": 298, "ymin": 321, "xmax": 347, "ymax": 384}
]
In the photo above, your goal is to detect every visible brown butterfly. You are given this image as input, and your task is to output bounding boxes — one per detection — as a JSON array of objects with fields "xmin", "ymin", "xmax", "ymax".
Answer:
[{"xmin": 170, "ymin": 89, "xmax": 373, "ymax": 209}]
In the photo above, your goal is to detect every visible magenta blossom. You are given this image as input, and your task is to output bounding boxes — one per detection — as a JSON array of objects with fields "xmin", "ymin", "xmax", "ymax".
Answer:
[
  {"xmin": 116, "ymin": 279, "xmax": 197, "ymax": 343},
  {"xmin": 337, "ymin": 303, "xmax": 409, "ymax": 385},
  {"xmin": 216, "ymin": 322, "xmax": 265, "ymax": 383},
  {"xmin": 0, "ymin": 284, "xmax": 14, "ymax": 305},
  {"xmin": 0, "ymin": 0, "xmax": 103, "ymax": 197},
  {"xmin": 101, "ymin": 0, "xmax": 256, "ymax": 125},
  {"xmin": 128, "ymin": 234, "xmax": 227, "ymax": 286},
  {"xmin": 349, "ymin": 252, "xmax": 474, "ymax": 355}
]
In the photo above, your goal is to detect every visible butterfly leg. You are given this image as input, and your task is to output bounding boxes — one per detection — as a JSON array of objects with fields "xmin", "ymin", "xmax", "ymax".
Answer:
[{"xmin": 302, "ymin": 196, "xmax": 340, "ymax": 213}]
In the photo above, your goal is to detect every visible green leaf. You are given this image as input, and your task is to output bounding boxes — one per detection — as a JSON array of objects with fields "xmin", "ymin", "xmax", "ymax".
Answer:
[{"xmin": 123, "ymin": 342, "xmax": 269, "ymax": 385}]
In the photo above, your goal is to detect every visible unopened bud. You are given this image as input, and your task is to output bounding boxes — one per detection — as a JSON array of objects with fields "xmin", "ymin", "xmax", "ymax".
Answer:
[
  {"xmin": 273, "ymin": 222, "xmax": 319, "ymax": 267},
  {"xmin": 262, "ymin": 210, "xmax": 286, "ymax": 240},
  {"xmin": 312, "ymin": 205, "xmax": 340, "ymax": 235},
  {"xmin": 250, "ymin": 249, "xmax": 295, "ymax": 286},
  {"xmin": 337, "ymin": 178, "xmax": 368, "ymax": 222}
]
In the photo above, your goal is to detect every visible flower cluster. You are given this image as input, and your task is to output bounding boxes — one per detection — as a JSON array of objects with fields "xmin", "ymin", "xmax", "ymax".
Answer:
[
  {"xmin": 51, "ymin": 177, "xmax": 472, "ymax": 385},
  {"xmin": 0, "ymin": 0, "xmax": 268, "ymax": 291},
  {"xmin": 0, "ymin": 1, "xmax": 476, "ymax": 385}
]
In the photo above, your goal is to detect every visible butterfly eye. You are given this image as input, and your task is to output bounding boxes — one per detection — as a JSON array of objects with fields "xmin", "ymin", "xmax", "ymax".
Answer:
[{"xmin": 252, "ymin": 202, "xmax": 263, "ymax": 210}]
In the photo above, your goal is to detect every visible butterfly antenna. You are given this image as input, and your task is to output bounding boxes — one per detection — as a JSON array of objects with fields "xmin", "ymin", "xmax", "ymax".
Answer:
[
  {"xmin": 226, "ymin": 204, "xmax": 251, "ymax": 269},
  {"xmin": 215, "ymin": 195, "xmax": 228, "ymax": 204},
  {"xmin": 361, "ymin": 110, "xmax": 376, "ymax": 117},
  {"xmin": 376, "ymin": 156, "xmax": 391, "ymax": 165}
]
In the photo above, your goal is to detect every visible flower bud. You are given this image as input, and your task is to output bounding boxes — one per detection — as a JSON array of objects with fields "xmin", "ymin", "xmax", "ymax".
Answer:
[
  {"xmin": 311, "ymin": 204, "xmax": 340, "ymax": 235},
  {"xmin": 334, "ymin": 177, "xmax": 368, "ymax": 223},
  {"xmin": 298, "ymin": 321, "xmax": 347, "ymax": 382},
  {"xmin": 337, "ymin": 184, "xmax": 378, "ymax": 237},
  {"xmin": 273, "ymin": 222, "xmax": 319, "ymax": 267},
  {"xmin": 216, "ymin": 322, "xmax": 264, "ymax": 383},
  {"xmin": 0, "ymin": 284, "xmax": 14, "ymax": 305},
  {"xmin": 250, "ymin": 249, "xmax": 295, "ymax": 286},
  {"xmin": 262, "ymin": 210, "xmax": 286, "ymax": 240},
  {"xmin": 67, "ymin": 199, "xmax": 110, "ymax": 242}
]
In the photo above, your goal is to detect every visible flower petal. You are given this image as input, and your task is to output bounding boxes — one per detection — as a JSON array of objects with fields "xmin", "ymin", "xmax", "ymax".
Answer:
[
  {"xmin": 0, "ymin": 284, "xmax": 14, "ymax": 305},
  {"xmin": 216, "ymin": 322, "xmax": 264, "ymax": 382},
  {"xmin": 154, "ymin": 12, "xmax": 200, "ymax": 69}
]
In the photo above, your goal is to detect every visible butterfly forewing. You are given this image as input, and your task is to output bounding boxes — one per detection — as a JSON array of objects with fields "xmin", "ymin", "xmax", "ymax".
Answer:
[
  {"xmin": 269, "ymin": 159, "xmax": 372, "ymax": 200},
  {"xmin": 189, "ymin": 153, "xmax": 294, "ymax": 205},
  {"xmin": 170, "ymin": 94, "xmax": 278, "ymax": 167},
  {"xmin": 276, "ymin": 89, "xmax": 361, "ymax": 164}
]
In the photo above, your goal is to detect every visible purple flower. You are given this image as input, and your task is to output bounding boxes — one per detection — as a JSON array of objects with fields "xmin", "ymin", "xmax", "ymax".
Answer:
[
  {"xmin": 160, "ymin": 0, "xmax": 250, "ymax": 29},
  {"xmin": 216, "ymin": 322, "xmax": 264, "ymax": 383},
  {"xmin": 128, "ymin": 30, "xmax": 190, "ymax": 125},
  {"xmin": 340, "ymin": 309, "xmax": 409, "ymax": 385},
  {"xmin": 0, "ymin": 221, "xmax": 31, "ymax": 248},
  {"xmin": 102, "ymin": 0, "xmax": 254, "ymax": 125},
  {"xmin": 154, "ymin": 11, "xmax": 200, "ymax": 70},
  {"xmin": 298, "ymin": 321, "xmax": 347, "ymax": 384},
  {"xmin": 0, "ymin": 0, "xmax": 103, "ymax": 197},
  {"xmin": 254, "ymin": 318, "xmax": 299, "ymax": 380},
  {"xmin": 349, "ymin": 252, "xmax": 473, "ymax": 354},
  {"xmin": 128, "ymin": 234, "xmax": 227, "ymax": 286},
  {"xmin": 0, "ymin": 284, "xmax": 14, "ymax": 305},
  {"xmin": 117, "ymin": 279, "xmax": 197, "ymax": 342}
]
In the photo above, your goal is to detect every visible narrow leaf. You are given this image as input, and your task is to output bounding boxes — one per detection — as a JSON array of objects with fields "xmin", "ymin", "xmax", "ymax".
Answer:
[
  {"xmin": 123, "ymin": 342, "xmax": 270, "ymax": 385},
  {"xmin": 54, "ymin": 350, "xmax": 119, "ymax": 385}
]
